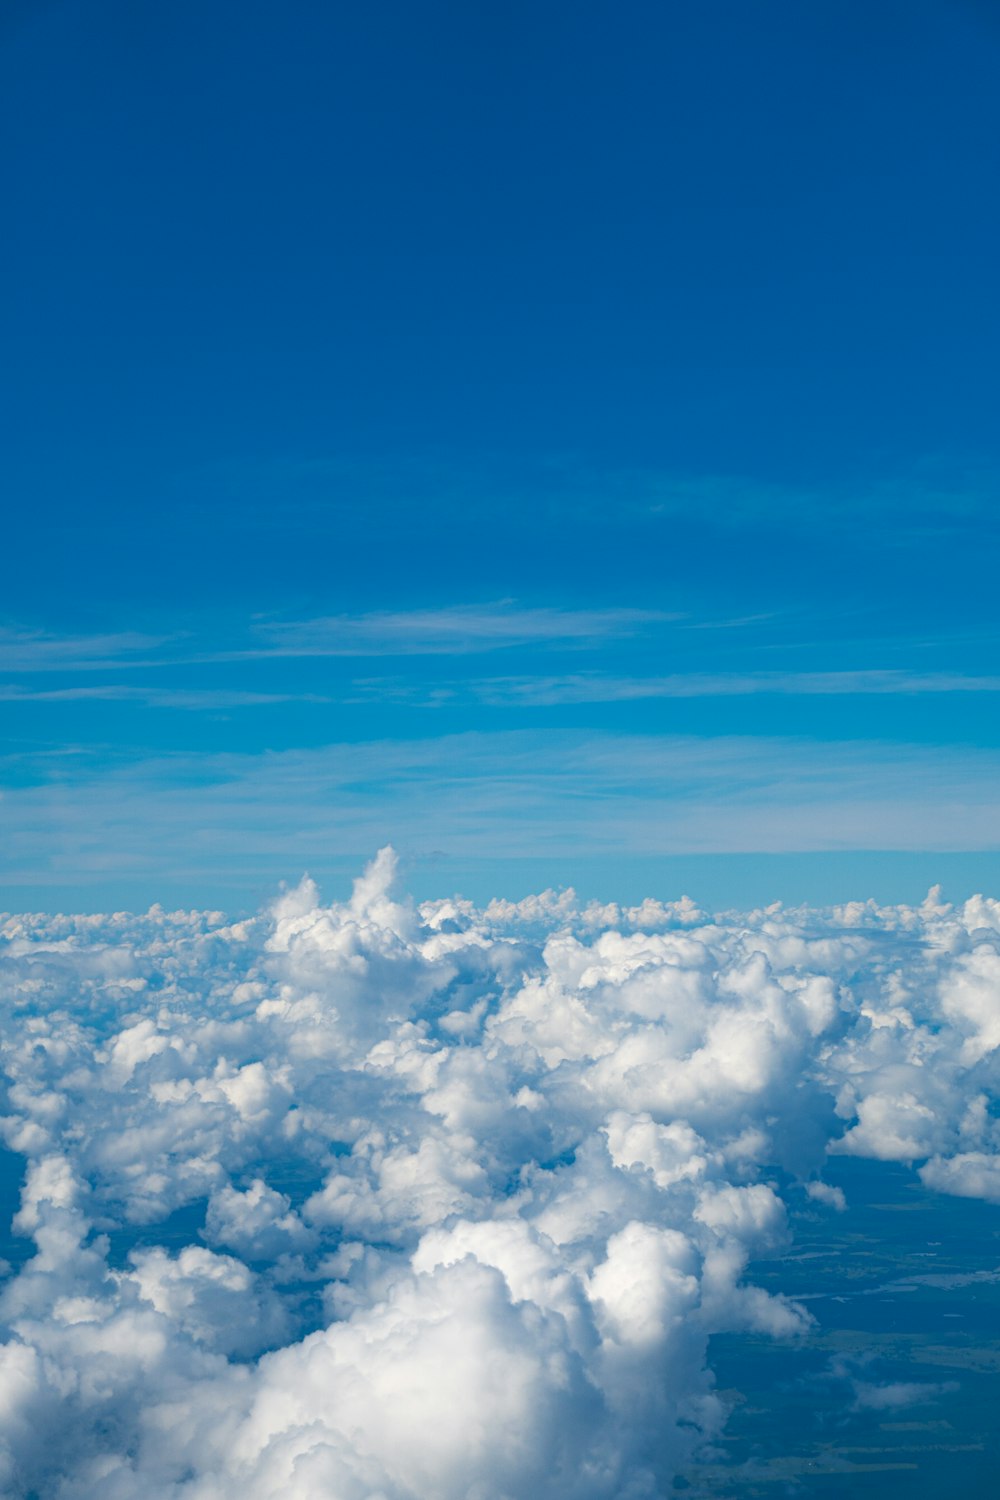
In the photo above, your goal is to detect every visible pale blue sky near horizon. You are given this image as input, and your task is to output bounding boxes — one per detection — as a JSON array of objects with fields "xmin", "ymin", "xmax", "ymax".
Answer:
[{"xmin": 2, "ymin": 0, "xmax": 999, "ymax": 912}]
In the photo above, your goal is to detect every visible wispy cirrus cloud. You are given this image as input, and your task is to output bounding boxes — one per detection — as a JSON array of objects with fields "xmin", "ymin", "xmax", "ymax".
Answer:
[
  {"xmin": 6, "ymin": 657, "xmax": 1000, "ymax": 713},
  {"xmin": 350, "ymin": 669, "xmax": 1000, "ymax": 708},
  {"xmin": 0, "ymin": 605, "xmax": 679, "ymax": 676},
  {"xmin": 3, "ymin": 731, "xmax": 1000, "ymax": 891},
  {"xmin": 0, "ymin": 626, "xmax": 176, "ymax": 672},
  {"xmin": 0, "ymin": 685, "xmax": 330, "ymax": 709},
  {"xmin": 245, "ymin": 603, "xmax": 680, "ymax": 657}
]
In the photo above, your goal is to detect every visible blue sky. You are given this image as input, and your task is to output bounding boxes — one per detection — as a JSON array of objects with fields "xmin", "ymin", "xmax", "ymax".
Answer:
[{"xmin": 2, "ymin": 0, "xmax": 999, "ymax": 910}]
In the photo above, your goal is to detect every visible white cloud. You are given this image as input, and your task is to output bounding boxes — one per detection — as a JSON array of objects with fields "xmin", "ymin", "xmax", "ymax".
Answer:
[
  {"xmin": 852, "ymin": 1378, "xmax": 960, "ymax": 1411},
  {"xmin": 805, "ymin": 1179, "xmax": 847, "ymax": 1211},
  {"xmin": 0, "ymin": 686, "xmax": 328, "ymax": 708},
  {"xmin": 919, "ymin": 1151, "xmax": 1000, "ymax": 1202},
  {"xmin": 0, "ymin": 627, "xmax": 174, "ymax": 673},
  {"xmin": 386, "ymin": 668, "xmax": 1000, "ymax": 708},
  {"xmin": 248, "ymin": 603, "xmax": 677, "ymax": 657},
  {"xmin": 0, "ymin": 854, "xmax": 998, "ymax": 1495}
]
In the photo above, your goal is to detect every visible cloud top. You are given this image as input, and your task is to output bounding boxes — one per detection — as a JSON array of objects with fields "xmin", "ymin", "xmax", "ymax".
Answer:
[{"xmin": 1, "ymin": 855, "xmax": 1000, "ymax": 1496}]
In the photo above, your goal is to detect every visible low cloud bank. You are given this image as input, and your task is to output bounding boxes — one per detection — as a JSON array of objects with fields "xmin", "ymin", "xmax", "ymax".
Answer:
[{"xmin": 2, "ymin": 855, "xmax": 999, "ymax": 1497}]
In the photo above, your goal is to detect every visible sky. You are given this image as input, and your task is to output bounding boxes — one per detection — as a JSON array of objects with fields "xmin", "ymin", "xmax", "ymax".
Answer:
[
  {"xmin": 2, "ymin": 0, "xmax": 1000, "ymax": 910},
  {"xmin": 4, "ymin": 13, "xmax": 1000, "ymax": 1490}
]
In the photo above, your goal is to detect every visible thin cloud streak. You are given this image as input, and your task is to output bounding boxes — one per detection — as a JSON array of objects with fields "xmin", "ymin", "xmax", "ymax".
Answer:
[
  {"xmin": 0, "ymin": 685, "xmax": 330, "ymax": 709},
  {"xmin": 3, "ymin": 731, "xmax": 1000, "ymax": 890},
  {"xmin": 0, "ymin": 606, "xmax": 681, "ymax": 674},
  {"xmin": 247, "ymin": 604, "xmax": 681, "ymax": 657},
  {"xmin": 353, "ymin": 669, "xmax": 1000, "ymax": 708},
  {"xmin": 4, "ymin": 668, "xmax": 1000, "ymax": 713},
  {"xmin": 0, "ymin": 627, "xmax": 177, "ymax": 672}
]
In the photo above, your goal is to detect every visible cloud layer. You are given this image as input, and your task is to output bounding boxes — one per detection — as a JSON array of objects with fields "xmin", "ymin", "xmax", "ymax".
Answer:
[
  {"xmin": 6, "ymin": 733, "xmax": 1000, "ymax": 905},
  {"xmin": 2, "ymin": 856, "xmax": 1000, "ymax": 1496}
]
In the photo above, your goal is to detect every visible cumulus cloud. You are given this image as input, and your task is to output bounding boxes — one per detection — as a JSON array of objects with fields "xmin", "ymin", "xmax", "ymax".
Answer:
[{"xmin": 1, "ymin": 854, "xmax": 999, "ymax": 1496}]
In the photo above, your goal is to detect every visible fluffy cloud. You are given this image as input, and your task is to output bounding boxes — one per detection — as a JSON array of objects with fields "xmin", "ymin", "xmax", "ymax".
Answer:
[{"xmin": 1, "ymin": 853, "xmax": 999, "ymax": 1497}]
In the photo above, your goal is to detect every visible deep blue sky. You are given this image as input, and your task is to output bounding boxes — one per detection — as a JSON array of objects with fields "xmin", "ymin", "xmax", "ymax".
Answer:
[{"xmin": 2, "ymin": 0, "xmax": 999, "ymax": 910}]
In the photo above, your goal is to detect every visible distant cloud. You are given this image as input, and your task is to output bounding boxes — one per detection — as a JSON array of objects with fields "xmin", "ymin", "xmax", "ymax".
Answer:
[
  {"xmin": 0, "ymin": 685, "xmax": 329, "ymax": 709},
  {"xmin": 0, "ymin": 605, "xmax": 680, "ymax": 678},
  {"xmin": 0, "ymin": 626, "xmax": 175, "ymax": 672},
  {"xmin": 6, "ymin": 662, "xmax": 1000, "ymax": 713},
  {"xmin": 852, "ymin": 1380, "xmax": 960, "ymax": 1411},
  {"xmin": 2, "ymin": 730, "xmax": 1000, "ymax": 892},
  {"xmin": 357, "ymin": 669, "xmax": 1000, "ymax": 708},
  {"xmin": 246, "ymin": 603, "xmax": 680, "ymax": 657}
]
